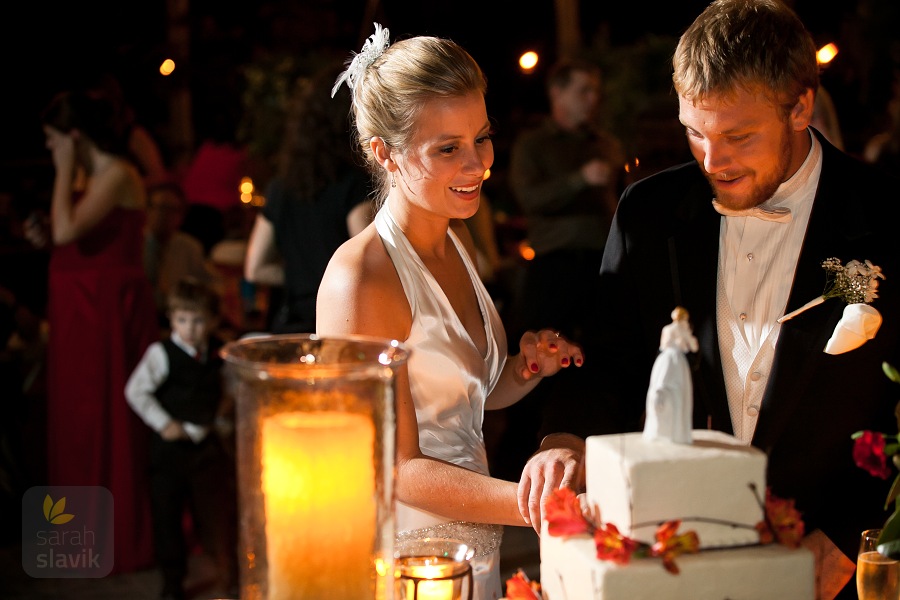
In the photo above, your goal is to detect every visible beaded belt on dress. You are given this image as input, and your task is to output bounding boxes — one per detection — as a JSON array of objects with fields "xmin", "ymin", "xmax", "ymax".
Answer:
[{"xmin": 396, "ymin": 521, "xmax": 503, "ymax": 558}]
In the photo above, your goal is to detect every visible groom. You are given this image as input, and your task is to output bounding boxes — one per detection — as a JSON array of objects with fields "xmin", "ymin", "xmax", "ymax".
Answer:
[{"xmin": 520, "ymin": 1, "xmax": 900, "ymax": 598}]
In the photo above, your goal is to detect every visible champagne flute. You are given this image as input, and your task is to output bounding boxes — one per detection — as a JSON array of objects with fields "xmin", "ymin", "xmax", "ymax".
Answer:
[{"xmin": 858, "ymin": 528, "xmax": 900, "ymax": 600}]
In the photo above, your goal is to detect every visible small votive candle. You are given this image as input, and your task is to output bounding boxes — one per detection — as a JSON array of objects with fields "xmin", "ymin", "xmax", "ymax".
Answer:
[
  {"xmin": 395, "ymin": 539, "xmax": 474, "ymax": 600},
  {"xmin": 402, "ymin": 561, "xmax": 456, "ymax": 600}
]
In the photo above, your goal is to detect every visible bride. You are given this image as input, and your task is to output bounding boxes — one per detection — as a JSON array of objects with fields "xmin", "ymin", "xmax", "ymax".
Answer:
[{"xmin": 318, "ymin": 24, "xmax": 585, "ymax": 599}]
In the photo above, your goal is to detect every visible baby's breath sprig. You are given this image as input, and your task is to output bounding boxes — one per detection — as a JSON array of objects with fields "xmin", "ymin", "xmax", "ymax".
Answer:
[
  {"xmin": 778, "ymin": 257, "xmax": 885, "ymax": 323},
  {"xmin": 822, "ymin": 258, "xmax": 884, "ymax": 304}
]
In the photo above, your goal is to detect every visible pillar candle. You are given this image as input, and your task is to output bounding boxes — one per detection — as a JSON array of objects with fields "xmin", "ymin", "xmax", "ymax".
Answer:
[{"xmin": 262, "ymin": 411, "xmax": 375, "ymax": 599}]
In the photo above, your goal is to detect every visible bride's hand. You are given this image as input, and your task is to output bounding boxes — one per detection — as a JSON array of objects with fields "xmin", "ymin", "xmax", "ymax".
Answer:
[{"xmin": 515, "ymin": 329, "xmax": 583, "ymax": 381}]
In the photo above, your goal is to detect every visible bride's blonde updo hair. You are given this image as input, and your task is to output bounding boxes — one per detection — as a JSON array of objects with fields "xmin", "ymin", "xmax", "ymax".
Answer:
[{"xmin": 334, "ymin": 25, "xmax": 487, "ymax": 201}]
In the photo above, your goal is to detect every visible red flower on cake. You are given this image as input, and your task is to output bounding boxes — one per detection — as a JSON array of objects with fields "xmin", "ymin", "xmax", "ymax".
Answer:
[
  {"xmin": 649, "ymin": 520, "xmax": 700, "ymax": 574},
  {"xmin": 543, "ymin": 488, "xmax": 695, "ymax": 571},
  {"xmin": 594, "ymin": 522, "xmax": 641, "ymax": 564},
  {"xmin": 852, "ymin": 430, "xmax": 893, "ymax": 479},
  {"xmin": 755, "ymin": 488, "xmax": 805, "ymax": 548},
  {"xmin": 544, "ymin": 487, "xmax": 592, "ymax": 536},
  {"xmin": 503, "ymin": 569, "xmax": 542, "ymax": 599}
]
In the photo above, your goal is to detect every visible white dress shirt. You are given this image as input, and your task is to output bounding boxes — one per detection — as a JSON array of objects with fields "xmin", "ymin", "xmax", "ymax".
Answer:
[
  {"xmin": 717, "ymin": 130, "xmax": 822, "ymax": 442},
  {"xmin": 124, "ymin": 332, "xmax": 210, "ymax": 443}
]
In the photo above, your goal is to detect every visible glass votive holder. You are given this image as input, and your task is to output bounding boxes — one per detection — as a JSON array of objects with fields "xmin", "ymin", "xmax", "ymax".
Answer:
[
  {"xmin": 221, "ymin": 333, "xmax": 409, "ymax": 600},
  {"xmin": 394, "ymin": 538, "xmax": 475, "ymax": 600}
]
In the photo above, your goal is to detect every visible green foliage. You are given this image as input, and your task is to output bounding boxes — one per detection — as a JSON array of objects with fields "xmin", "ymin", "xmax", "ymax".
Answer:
[
  {"xmin": 875, "ymin": 363, "xmax": 900, "ymax": 557},
  {"xmin": 583, "ymin": 33, "xmax": 691, "ymax": 178},
  {"xmin": 884, "ymin": 362, "xmax": 900, "ymax": 384},
  {"xmin": 236, "ymin": 50, "xmax": 339, "ymax": 180},
  {"xmin": 588, "ymin": 34, "xmax": 680, "ymax": 150}
]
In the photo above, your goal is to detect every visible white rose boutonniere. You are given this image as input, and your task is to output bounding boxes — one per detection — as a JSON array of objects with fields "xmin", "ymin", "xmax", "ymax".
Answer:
[{"xmin": 777, "ymin": 258, "xmax": 886, "ymax": 354}]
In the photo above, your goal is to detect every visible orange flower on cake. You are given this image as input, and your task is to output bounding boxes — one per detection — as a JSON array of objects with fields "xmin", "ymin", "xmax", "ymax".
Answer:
[
  {"xmin": 754, "ymin": 487, "xmax": 805, "ymax": 548},
  {"xmin": 503, "ymin": 569, "xmax": 541, "ymax": 600}
]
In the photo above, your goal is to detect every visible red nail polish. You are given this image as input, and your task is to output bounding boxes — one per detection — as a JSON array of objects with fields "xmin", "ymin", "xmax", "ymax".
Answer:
[
  {"xmin": 549, "ymin": 343, "xmax": 558, "ymax": 351},
  {"xmin": 530, "ymin": 362, "xmax": 539, "ymax": 372},
  {"xmin": 575, "ymin": 358, "xmax": 583, "ymax": 366},
  {"xmin": 561, "ymin": 357, "xmax": 570, "ymax": 366}
]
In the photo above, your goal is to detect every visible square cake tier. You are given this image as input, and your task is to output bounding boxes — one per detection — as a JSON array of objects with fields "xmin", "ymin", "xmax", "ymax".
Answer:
[
  {"xmin": 586, "ymin": 430, "xmax": 766, "ymax": 548},
  {"xmin": 540, "ymin": 531, "xmax": 814, "ymax": 600}
]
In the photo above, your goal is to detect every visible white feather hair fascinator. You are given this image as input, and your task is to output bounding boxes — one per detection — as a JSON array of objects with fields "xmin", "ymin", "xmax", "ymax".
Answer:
[{"xmin": 331, "ymin": 22, "xmax": 391, "ymax": 98}]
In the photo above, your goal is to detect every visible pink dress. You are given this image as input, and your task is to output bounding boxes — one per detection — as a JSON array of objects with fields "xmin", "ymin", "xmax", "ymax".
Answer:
[{"xmin": 46, "ymin": 205, "xmax": 159, "ymax": 574}]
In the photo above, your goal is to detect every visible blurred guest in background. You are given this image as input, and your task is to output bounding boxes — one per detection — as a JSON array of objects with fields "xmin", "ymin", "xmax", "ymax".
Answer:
[
  {"xmin": 144, "ymin": 181, "xmax": 223, "ymax": 330},
  {"xmin": 811, "ymin": 85, "xmax": 845, "ymax": 151},
  {"xmin": 126, "ymin": 277, "xmax": 237, "ymax": 600},
  {"xmin": 863, "ymin": 68, "xmax": 900, "ymax": 171},
  {"xmin": 464, "ymin": 191, "xmax": 503, "ymax": 285},
  {"xmin": 498, "ymin": 59, "xmax": 625, "ymax": 479},
  {"xmin": 179, "ymin": 104, "xmax": 249, "ymax": 256},
  {"xmin": 87, "ymin": 71, "xmax": 172, "ymax": 188},
  {"xmin": 244, "ymin": 61, "xmax": 372, "ymax": 334},
  {"xmin": 41, "ymin": 89, "xmax": 160, "ymax": 573},
  {"xmin": 508, "ymin": 58, "xmax": 625, "ymax": 346}
]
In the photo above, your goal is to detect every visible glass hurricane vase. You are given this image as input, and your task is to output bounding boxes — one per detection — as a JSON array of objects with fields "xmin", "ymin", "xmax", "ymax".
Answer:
[{"xmin": 221, "ymin": 334, "xmax": 409, "ymax": 600}]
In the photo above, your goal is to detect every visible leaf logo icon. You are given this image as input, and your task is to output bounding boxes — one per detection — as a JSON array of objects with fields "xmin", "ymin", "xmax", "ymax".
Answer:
[{"xmin": 43, "ymin": 494, "xmax": 75, "ymax": 525}]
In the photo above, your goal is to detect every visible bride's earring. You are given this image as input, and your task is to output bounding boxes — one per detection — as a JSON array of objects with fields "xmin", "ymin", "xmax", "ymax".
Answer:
[{"xmin": 391, "ymin": 173, "xmax": 396, "ymax": 188}]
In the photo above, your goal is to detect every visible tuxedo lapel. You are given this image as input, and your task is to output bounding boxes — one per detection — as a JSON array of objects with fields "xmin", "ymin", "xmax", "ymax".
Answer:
[
  {"xmin": 670, "ymin": 177, "xmax": 733, "ymax": 432},
  {"xmin": 753, "ymin": 134, "xmax": 871, "ymax": 449}
]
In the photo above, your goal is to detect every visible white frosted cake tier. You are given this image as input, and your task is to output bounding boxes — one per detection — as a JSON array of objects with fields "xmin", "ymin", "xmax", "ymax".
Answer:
[
  {"xmin": 540, "ymin": 531, "xmax": 814, "ymax": 600},
  {"xmin": 586, "ymin": 430, "xmax": 766, "ymax": 548}
]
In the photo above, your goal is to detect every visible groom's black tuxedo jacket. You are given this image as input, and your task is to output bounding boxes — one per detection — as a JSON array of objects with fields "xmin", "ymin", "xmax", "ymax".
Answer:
[{"xmin": 552, "ymin": 129, "xmax": 900, "ymax": 563}]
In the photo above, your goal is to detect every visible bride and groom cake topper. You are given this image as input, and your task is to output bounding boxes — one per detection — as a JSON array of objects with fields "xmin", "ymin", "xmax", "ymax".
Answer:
[{"xmin": 643, "ymin": 307, "xmax": 698, "ymax": 445}]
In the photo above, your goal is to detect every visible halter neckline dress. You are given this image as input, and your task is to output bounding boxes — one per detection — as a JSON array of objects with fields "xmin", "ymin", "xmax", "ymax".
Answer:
[{"xmin": 375, "ymin": 203, "xmax": 507, "ymax": 600}]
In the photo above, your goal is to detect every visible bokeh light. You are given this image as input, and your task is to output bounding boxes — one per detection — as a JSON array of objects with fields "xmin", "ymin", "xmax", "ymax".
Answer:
[
  {"xmin": 816, "ymin": 43, "xmax": 838, "ymax": 65},
  {"xmin": 519, "ymin": 51, "xmax": 539, "ymax": 73},
  {"xmin": 159, "ymin": 59, "xmax": 176, "ymax": 76}
]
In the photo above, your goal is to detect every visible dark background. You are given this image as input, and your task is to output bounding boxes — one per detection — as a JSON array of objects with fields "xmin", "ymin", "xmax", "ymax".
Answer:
[
  {"xmin": 2, "ymin": 0, "xmax": 898, "ymax": 202},
  {"xmin": 0, "ymin": 3, "xmax": 896, "ymax": 589}
]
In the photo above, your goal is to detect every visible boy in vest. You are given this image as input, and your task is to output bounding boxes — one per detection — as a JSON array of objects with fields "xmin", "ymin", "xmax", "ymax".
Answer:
[{"xmin": 125, "ymin": 276, "xmax": 237, "ymax": 600}]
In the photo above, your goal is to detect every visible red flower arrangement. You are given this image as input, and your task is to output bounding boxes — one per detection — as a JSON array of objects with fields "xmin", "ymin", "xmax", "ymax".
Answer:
[
  {"xmin": 854, "ymin": 431, "xmax": 894, "ymax": 479},
  {"xmin": 850, "ymin": 362, "xmax": 900, "ymax": 557}
]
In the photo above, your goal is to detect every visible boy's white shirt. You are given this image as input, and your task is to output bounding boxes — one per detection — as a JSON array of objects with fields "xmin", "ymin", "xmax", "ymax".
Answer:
[{"xmin": 124, "ymin": 332, "xmax": 210, "ymax": 443}]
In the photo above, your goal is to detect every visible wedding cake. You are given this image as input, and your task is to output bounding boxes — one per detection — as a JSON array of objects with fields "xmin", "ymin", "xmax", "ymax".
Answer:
[
  {"xmin": 539, "ymin": 310, "xmax": 815, "ymax": 599},
  {"xmin": 539, "ymin": 430, "xmax": 815, "ymax": 599},
  {"xmin": 587, "ymin": 429, "xmax": 766, "ymax": 549}
]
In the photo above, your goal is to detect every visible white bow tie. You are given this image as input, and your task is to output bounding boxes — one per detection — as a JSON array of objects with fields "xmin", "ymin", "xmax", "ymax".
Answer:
[{"xmin": 712, "ymin": 200, "xmax": 792, "ymax": 223}]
